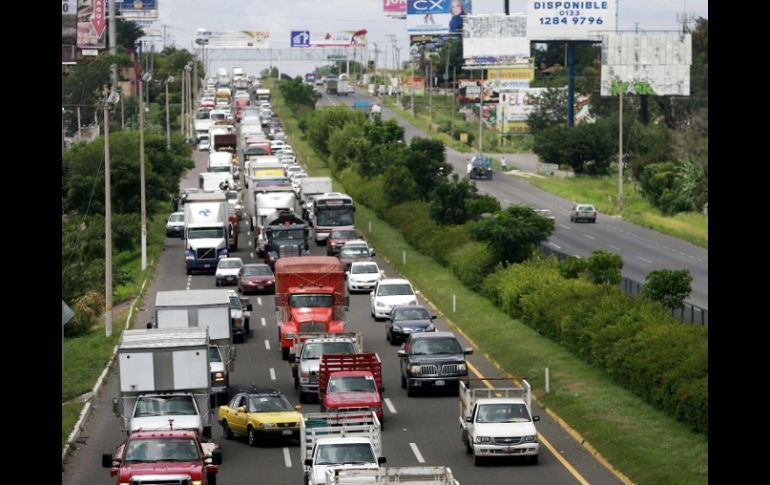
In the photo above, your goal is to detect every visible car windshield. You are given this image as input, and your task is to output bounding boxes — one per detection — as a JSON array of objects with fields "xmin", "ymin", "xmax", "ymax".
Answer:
[
  {"xmin": 351, "ymin": 264, "xmax": 378, "ymax": 275},
  {"xmin": 208, "ymin": 346, "xmax": 222, "ymax": 363},
  {"xmin": 270, "ymin": 229, "xmax": 304, "ymax": 240},
  {"xmin": 133, "ymin": 396, "xmax": 198, "ymax": 417},
  {"xmin": 301, "ymin": 342, "xmax": 355, "ymax": 359},
  {"xmin": 579, "ymin": 205, "xmax": 594, "ymax": 211},
  {"xmin": 475, "ymin": 403, "xmax": 531, "ymax": 423},
  {"xmin": 378, "ymin": 284, "xmax": 413, "ymax": 296},
  {"xmin": 328, "ymin": 376, "xmax": 377, "ymax": 393},
  {"xmin": 244, "ymin": 266, "xmax": 272, "ymax": 276},
  {"xmin": 331, "ymin": 230, "xmax": 358, "ymax": 239},
  {"xmin": 218, "ymin": 260, "xmax": 242, "ymax": 269},
  {"xmin": 229, "ymin": 296, "xmax": 242, "ymax": 310},
  {"xmin": 290, "ymin": 294, "xmax": 333, "ymax": 308},
  {"xmin": 394, "ymin": 308, "xmax": 430, "ymax": 321},
  {"xmin": 340, "ymin": 247, "xmax": 369, "ymax": 257},
  {"xmin": 316, "ymin": 209, "xmax": 354, "ymax": 226},
  {"xmin": 188, "ymin": 228, "xmax": 224, "ymax": 239},
  {"xmin": 124, "ymin": 438, "xmax": 199, "ymax": 463},
  {"xmin": 316, "ymin": 443, "xmax": 375, "ymax": 466},
  {"xmin": 411, "ymin": 337, "xmax": 462, "ymax": 355},
  {"xmin": 247, "ymin": 395, "xmax": 293, "ymax": 412},
  {"xmin": 226, "ymin": 191, "xmax": 238, "ymax": 201},
  {"xmin": 169, "ymin": 214, "xmax": 184, "ymax": 222},
  {"xmin": 210, "ymin": 166, "xmax": 231, "ymax": 173}
]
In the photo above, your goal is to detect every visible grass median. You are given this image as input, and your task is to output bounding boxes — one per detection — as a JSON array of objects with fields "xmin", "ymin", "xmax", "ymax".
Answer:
[{"xmin": 270, "ymin": 84, "xmax": 708, "ymax": 484}]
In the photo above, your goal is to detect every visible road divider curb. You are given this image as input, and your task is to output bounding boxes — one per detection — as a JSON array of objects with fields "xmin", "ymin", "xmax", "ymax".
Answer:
[{"xmin": 62, "ymin": 275, "xmax": 150, "ymax": 463}]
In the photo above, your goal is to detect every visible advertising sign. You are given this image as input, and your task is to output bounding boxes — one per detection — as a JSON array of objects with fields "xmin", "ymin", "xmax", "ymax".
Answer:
[
  {"xmin": 77, "ymin": 0, "xmax": 106, "ymax": 50},
  {"xmin": 463, "ymin": 14, "xmax": 529, "ymax": 64},
  {"xmin": 384, "ymin": 0, "xmax": 407, "ymax": 17},
  {"xmin": 305, "ymin": 73, "xmax": 317, "ymax": 83},
  {"xmin": 311, "ymin": 30, "xmax": 368, "ymax": 47},
  {"xmin": 527, "ymin": 0, "xmax": 616, "ymax": 41},
  {"xmin": 63, "ymin": 0, "xmax": 77, "ymax": 48},
  {"xmin": 409, "ymin": 34, "xmax": 453, "ymax": 57},
  {"xmin": 600, "ymin": 33, "xmax": 692, "ymax": 96},
  {"xmin": 498, "ymin": 87, "xmax": 550, "ymax": 132},
  {"xmin": 206, "ymin": 31, "xmax": 270, "ymax": 49},
  {"xmin": 291, "ymin": 30, "xmax": 310, "ymax": 48},
  {"xmin": 404, "ymin": 76, "xmax": 425, "ymax": 95},
  {"xmin": 407, "ymin": 0, "xmax": 472, "ymax": 35},
  {"xmin": 113, "ymin": 0, "xmax": 159, "ymax": 20}
]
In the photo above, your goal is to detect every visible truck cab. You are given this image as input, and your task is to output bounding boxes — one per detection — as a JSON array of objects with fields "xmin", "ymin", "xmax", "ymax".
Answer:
[
  {"xmin": 291, "ymin": 334, "xmax": 362, "ymax": 403},
  {"xmin": 321, "ymin": 367, "xmax": 383, "ymax": 422},
  {"xmin": 102, "ymin": 429, "xmax": 222, "ymax": 485}
]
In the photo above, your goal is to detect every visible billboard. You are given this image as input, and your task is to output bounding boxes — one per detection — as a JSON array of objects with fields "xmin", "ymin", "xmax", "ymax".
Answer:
[
  {"xmin": 463, "ymin": 14, "xmax": 529, "ymax": 65},
  {"xmin": 204, "ymin": 31, "xmax": 271, "ymax": 49},
  {"xmin": 384, "ymin": 0, "xmax": 407, "ymax": 17},
  {"xmin": 409, "ymin": 34, "xmax": 453, "ymax": 58},
  {"xmin": 114, "ymin": 0, "xmax": 159, "ymax": 20},
  {"xmin": 404, "ymin": 76, "xmax": 425, "ymax": 95},
  {"xmin": 407, "ymin": 0, "xmax": 472, "ymax": 35},
  {"xmin": 311, "ymin": 30, "xmax": 368, "ymax": 48},
  {"xmin": 526, "ymin": 0, "xmax": 616, "ymax": 41},
  {"xmin": 77, "ymin": 0, "xmax": 106, "ymax": 50},
  {"xmin": 498, "ymin": 87, "xmax": 551, "ymax": 132},
  {"xmin": 600, "ymin": 33, "xmax": 692, "ymax": 96},
  {"xmin": 63, "ymin": 0, "xmax": 77, "ymax": 48}
]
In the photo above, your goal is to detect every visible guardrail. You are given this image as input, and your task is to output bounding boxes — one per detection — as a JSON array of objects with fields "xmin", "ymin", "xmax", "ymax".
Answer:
[{"xmin": 540, "ymin": 245, "xmax": 708, "ymax": 327}]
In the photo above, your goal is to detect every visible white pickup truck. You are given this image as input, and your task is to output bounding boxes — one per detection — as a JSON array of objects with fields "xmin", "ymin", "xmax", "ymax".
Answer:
[
  {"xmin": 459, "ymin": 379, "xmax": 540, "ymax": 465},
  {"xmin": 301, "ymin": 411, "xmax": 385, "ymax": 485},
  {"xmin": 324, "ymin": 466, "xmax": 460, "ymax": 484}
]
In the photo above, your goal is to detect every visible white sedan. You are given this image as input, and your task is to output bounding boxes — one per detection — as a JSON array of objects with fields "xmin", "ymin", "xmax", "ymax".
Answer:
[
  {"xmin": 347, "ymin": 261, "xmax": 383, "ymax": 293},
  {"xmin": 370, "ymin": 278, "xmax": 418, "ymax": 320}
]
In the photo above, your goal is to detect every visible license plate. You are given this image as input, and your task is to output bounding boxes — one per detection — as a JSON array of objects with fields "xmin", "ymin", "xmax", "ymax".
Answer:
[
  {"xmin": 435, "ymin": 380, "xmax": 445, "ymax": 386},
  {"xmin": 282, "ymin": 430, "xmax": 293, "ymax": 436}
]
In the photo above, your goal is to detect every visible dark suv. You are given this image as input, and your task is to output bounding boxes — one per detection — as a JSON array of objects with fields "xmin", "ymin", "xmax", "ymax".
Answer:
[{"xmin": 398, "ymin": 332, "xmax": 473, "ymax": 397}]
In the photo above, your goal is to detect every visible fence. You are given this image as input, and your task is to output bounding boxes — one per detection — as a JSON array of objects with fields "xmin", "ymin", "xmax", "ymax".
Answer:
[{"xmin": 540, "ymin": 245, "xmax": 708, "ymax": 327}]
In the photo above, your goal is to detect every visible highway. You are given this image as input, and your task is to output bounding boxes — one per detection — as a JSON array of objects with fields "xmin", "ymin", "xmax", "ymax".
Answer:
[
  {"xmin": 317, "ymin": 89, "xmax": 709, "ymax": 311},
  {"xmin": 62, "ymin": 145, "xmax": 623, "ymax": 485}
]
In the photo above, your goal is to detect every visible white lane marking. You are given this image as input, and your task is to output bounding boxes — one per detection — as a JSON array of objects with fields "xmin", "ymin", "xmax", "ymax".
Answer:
[
  {"xmin": 384, "ymin": 398, "xmax": 397, "ymax": 414},
  {"xmin": 250, "ymin": 252, "xmax": 255, "ymax": 258},
  {"xmin": 583, "ymin": 234, "xmax": 595, "ymax": 240},
  {"xmin": 637, "ymin": 256, "xmax": 653, "ymax": 264},
  {"xmin": 264, "ymin": 340, "xmax": 271, "ymax": 350},
  {"xmin": 248, "ymin": 240, "xmax": 252, "ymax": 246},
  {"xmin": 609, "ymin": 245, "xmax": 620, "ymax": 251},
  {"xmin": 269, "ymin": 368, "xmax": 276, "ymax": 380},
  {"xmin": 257, "ymin": 297, "xmax": 262, "ymax": 306},
  {"xmin": 559, "ymin": 224, "xmax": 571, "ymax": 230},
  {"xmin": 261, "ymin": 317, "xmax": 266, "ymax": 327},
  {"xmin": 409, "ymin": 443, "xmax": 426, "ymax": 463},
  {"xmin": 247, "ymin": 231, "xmax": 251, "ymax": 236},
  {"xmin": 548, "ymin": 242, "xmax": 562, "ymax": 250},
  {"xmin": 283, "ymin": 447, "xmax": 292, "ymax": 468}
]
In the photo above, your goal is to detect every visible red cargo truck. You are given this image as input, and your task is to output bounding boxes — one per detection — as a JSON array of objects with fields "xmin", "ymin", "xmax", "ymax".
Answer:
[
  {"xmin": 275, "ymin": 256, "xmax": 347, "ymax": 360},
  {"xmin": 319, "ymin": 353, "xmax": 384, "ymax": 423}
]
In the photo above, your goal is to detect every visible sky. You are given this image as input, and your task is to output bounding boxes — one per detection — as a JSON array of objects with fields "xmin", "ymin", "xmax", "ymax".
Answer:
[{"xmin": 153, "ymin": 0, "xmax": 708, "ymax": 78}]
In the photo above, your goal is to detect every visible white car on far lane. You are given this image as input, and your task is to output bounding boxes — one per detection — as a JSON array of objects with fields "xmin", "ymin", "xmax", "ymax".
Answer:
[
  {"xmin": 370, "ymin": 278, "xmax": 418, "ymax": 320},
  {"xmin": 347, "ymin": 261, "xmax": 383, "ymax": 293}
]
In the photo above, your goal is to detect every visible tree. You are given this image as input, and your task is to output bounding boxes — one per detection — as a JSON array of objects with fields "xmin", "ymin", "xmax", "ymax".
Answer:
[
  {"xmin": 643, "ymin": 269, "xmax": 693, "ymax": 309},
  {"xmin": 558, "ymin": 256, "xmax": 587, "ymax": 279},
  {"xmin": 279, "ymin": 76, "xmax": 319, "ymax": 112},
  {"xmin": 383, "ymin": 163, "xmax": 418, "ymax": 207},
  {"xmin": 533, "ymin": 120, "xmax": 615, "ymax": 174},
  {"xmin": 638, "ymin": 162, "xmax": 697, "ymax": 214},
  {"xmin": 112, "ymin": 19, "xmax": 145, "ymax": 51},
  {"xmin": 471, "ymin": 205, "xmax": 554, "ymax": 265},
  {"xmin": 584, "ymin": 250, "xmax": 623, "ymax": 286},
  {"xmin": 401, "ymin": 137, "xmax": 451, "ymax": 200},
  {"xmin": 304, "ymin": 106, "xmax": 363, "ymax": 157},
  {"xmin": 430, "ymin": 175, "xmax": 500, "ymax": 225},
  {"xmin": 627, "ymin": 120, "xmax": 675, "ymax": 179},
  {"xmin": 527, "ymin": 88, "xmax": 567, "ymax": 133}
]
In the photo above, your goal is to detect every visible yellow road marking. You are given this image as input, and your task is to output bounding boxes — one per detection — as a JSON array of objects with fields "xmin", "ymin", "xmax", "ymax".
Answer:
[{"xmin": 467, "ymin": 361, "xmax": 591, "ymax": 485}]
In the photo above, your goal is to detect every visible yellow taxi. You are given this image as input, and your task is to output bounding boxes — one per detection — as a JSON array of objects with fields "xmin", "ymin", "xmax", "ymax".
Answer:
[{"xmin": 218, "ymin": 389, "xmax": 302, "ymax": 446}]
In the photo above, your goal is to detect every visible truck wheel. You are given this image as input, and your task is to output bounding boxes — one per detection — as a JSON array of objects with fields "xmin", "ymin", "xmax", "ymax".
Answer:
[
  {"xmin": 473, "ymin": 453, "xmax": 483, "ymax": 466},
  {"xmin": 401, "ymin": 374, "xmax": 406, "ymax": 389},
  {"xmin": 527, "ymin": 455, "xmax": 539, "ymax": 465},
  {"xmin": 299, "ymin": 391, "xmax": 307, "ymax": 404},
  {"xmin": 207, "ymin": 472, "xmax": 217, "ymax": 485},
  {"xmin": 407, "ymin": 382, "xmax": 416, "ymax": 397},
  {"xmin": 282, "ymin": 347, "xmax": 289, "ymax": 360},
  {"xmin": 294, "ymin": 375, "xmax": 299, "ymax": 390},
  {"xmin": 186, "ymin": 268, "xmax": 192, "ymax": 276},
  {"xmin": 221, "ymin": 421, "xmax": 233, "ymax": 440},
  {"xmin": 203, "ymin": 425, "xmax": 212, "ymax": 439},
  {"xmin": 465, "ymin": 435, "xmax": 472, "ymax": 454},
  {"xmin": 248, "ymin": 427, "xmax": 258, "ymax": 447}
]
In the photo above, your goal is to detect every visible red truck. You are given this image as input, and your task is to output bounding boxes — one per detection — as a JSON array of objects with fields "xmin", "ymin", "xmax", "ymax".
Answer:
[
  {"xmin": 319, "ymin": 353, "xmax": 384, "ymax": 423},
  {"xmin": 276, "ymin": 256, "xmax": 347, "ymax": 360},
  {"xmin": 102, "ymin": 429, "xmax": 222, "ymax": 485}
]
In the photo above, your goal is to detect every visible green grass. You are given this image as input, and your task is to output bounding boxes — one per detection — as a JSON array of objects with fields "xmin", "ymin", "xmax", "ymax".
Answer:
[
  {"xmin": 62, "ymin": 402, "xmax": 85, "ymax": 449},
  {"xmin": 528, "ymin": 174, "xmax": 708, "ymax": 248},
  {"xmin": 113, "ymin": 214, "xmax": 168, "ymax": 302},
  {"xmin": 271, "ymin": 85, "xmax": 708, "ymax": 484}
]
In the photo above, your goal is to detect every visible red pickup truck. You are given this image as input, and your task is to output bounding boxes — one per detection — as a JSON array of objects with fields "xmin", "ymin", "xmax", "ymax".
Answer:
[
  {"xmin": 319, "ymin": 353, "xmax": 384, "ymax": 423},
  {"xmin": 102, "ymin": 429, "xmax": 222, "ymax": 485}
]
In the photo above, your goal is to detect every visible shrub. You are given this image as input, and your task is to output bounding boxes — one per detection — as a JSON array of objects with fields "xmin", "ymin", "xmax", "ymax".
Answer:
[
  {"xmin": 558, "ymin": 255, "xmax": 587, "ymax": 279},
  {"xmin": 65, "ymin": 291, "xmax": 105, "ymax": 337},
  {"xmin": 449, "ymin": 242, "xmax": 497, "ymax": 291}
]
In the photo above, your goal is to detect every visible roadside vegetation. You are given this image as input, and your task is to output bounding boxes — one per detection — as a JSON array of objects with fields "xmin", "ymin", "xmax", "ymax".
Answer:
[{"xmin": 272, "ymin": 83, "xmax": 708, "ymax": 484}]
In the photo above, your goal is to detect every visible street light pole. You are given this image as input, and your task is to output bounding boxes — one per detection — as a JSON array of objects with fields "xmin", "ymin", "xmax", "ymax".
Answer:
[
  {"xmin": 139, "ymin": 73, "xmax": 151, "ymax": 272},
  {"xmin": 103, "ymin": 91, "xmax": 120, "ymax": 337},
  {"xmin": 165, "ymin": 78, "xmax": 171, "ymax": 149}
]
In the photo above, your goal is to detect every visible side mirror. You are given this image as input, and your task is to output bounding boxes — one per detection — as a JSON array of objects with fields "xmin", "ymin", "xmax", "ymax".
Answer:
[
  {"xmin": 533, "ymin": 416, "xmax": 540, "ymax": 422},
  {"xmin": 288, "ymin": 354, "xmax": 295, "ymax": 363},
  {"xmin": 370, "ymin": 251, "xmax": 376, "ymax": 257},
  {"xmin": 305, "ymin": 458, "xmax": 313, "ymax": 466},
  {"xmin": 370, "ymin": 291, "xmax": 375, "ymax": 297},
  {"xmin": 237, "ymin": 406, "xmax": 246, "ymax": 414},
  {"xmin": 212, "ymin": 449, "xmax": 223, "ymax": 465},
  {"xmin": 430, "ymin": 315, "xmax": 437, "ymax": 321},
  {"xmin": 295, "ymin": 405, "xmax": 303, "ymax": 412},
  {"xmin": 464, "ymin": 347, "xmax": 474, "ymax": 355},
  {"xmin": 112, "ymin": 397, "xmax": 119, "ymax": 416},
  {"xmin": 378, "ymin": 456, "xmax": 387, "ymax": 465},
  {"xmin": 246, "ymin": 304, "xmax": 253, "ymax": 311},
  {"xmin": 415, "ymin": 290, "xmax": 421, "ymax": 295},
  {"xmin": 102, "ymin": 454, "xmax": 115, "ymax": 468},
  {"xmin": 397, "ymin": 350, "xmax": 406, "ymax": 357},
  {"xmin": 146, "ymin": 322, "xmax": 153, "ymax": 329},
  {"xmin": 465, "ymin": 416, "xmax": 472, "ymax": 423}
]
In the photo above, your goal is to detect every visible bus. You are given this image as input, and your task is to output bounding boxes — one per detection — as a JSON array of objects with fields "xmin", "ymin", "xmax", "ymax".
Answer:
[{"xmin": 311, "ymin": 193, "xmax": 355, "ymax": 245}]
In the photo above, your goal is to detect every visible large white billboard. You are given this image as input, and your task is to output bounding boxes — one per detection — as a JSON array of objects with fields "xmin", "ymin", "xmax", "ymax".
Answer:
[
  {"xmin": 600, "ymin": 33, "xmax": 692, "ymax": 96},
  {"xmin": 202, "ymin": 31, "xmax": 271, "ymax": 49},
  {"xmin": 526, "ymin": 0, "xmax": 616, "ymax": 41},
  {"xmin": 463, "ymin": 14, "xmax": 529, "ymax": 65},
  {"xmin": 407, "ymin": 0, "xmax": 472, "ymax": 35}
]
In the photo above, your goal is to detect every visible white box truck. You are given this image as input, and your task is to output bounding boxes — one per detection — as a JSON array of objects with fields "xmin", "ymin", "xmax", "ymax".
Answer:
[
  {"xmin": 298, "ymin": 177, "xmax": 333, "ymax": 221},
  {"xmin": 113, "ymin": 327, "xmax": 214, "ymax": 438},
  {"xmin": 154, "ymin": 290, "xmax": 237, "ymax": 400},
  {"xmin": 301, "ymin": 411, "xmax": 385, "ymax": 485},
  {"xmin": 254, "ymin": 191, "xmax": 297, "ymax": 254},
  {"xmin": 184, "ymin": 192, "xmax": 229, "ymax": 274}
]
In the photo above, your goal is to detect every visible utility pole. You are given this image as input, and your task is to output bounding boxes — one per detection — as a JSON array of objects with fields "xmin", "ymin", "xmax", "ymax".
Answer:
[
  {"xmin": 108, "ymin": 0, "xmax": 117, "ymax": 92},
  {"xmin": 428, "ymin": 60, "xmax": 433, "ymax": 130},
  {"xmin": 410, "ymin": 58, "xmax": 415, "ymax": 116},
  {"xmin": 180, "ymin": 68, "xmax": 186, "ymax": 139},
  {"xmin": 103, "ymin": 91, "xmax": 120, "ymax": 337},
  {"xmin": 165, "ymin": 76, "xmax": 174, "ymax": 149},
  {"xmin": 139, "ymin": 73, "xmax": 151, "ymax": 272},
  {"xmin": 451, "ymin": 66, "xmax": 456, "ymax": 136},
  {"xmin": 77, "ymin": 107, "xmax": 82, "ymax": 141},
  {"xmin": 618, "ymin": 89, "xmax": 624, "ymax": 211}
]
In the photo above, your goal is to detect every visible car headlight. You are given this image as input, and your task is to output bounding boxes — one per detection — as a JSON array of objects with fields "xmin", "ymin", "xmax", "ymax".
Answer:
[
  {"xmin": 425, "ymin": 324, "xmax": 434, "ymax": 331},
  {"xmin": 213, "ymin": 372, "xmax": 225, "ymax": 382},
  {"xmin": 185, "ymin": 250, "xmax": 195, "ymax": 260},
  {"xmin": 392, "ymin": 325, "xmax": 402, "ymax": 332},
  {"xmin": 217, "ymin": 248, "xmax": 228, "ymax": 258},
  {"xmin": 233, "ymin": 318, "xmax": 243, "ymax": 327},
  {"xmin": 376, "ymin": 301, "xmax": 388, "ymax": 308},
  {"xmin": 266, "ymin": 279, "xmax": 274, "ymax": 285},
  {"xmin": 260, "ymin": 423, "xmax": 275, "ymax": 429},
  {"xmin": 458, "ymin": 363, "xmax": 467, "ymax": 373},
  {"xmin": 524, "ymin": 435, "xmax": 537, "ymax": 442},
  {"xmin": 409, "ymin": 300, "xmax": 417, "ymax": 305},
  {"xmin": 409, "ymin": 365, "xmax": 421, "ymax": 375},
  {"xmin": 475, "ymin": 436, "xmax": 492, "ymax": 443},
  {"xmin": 192, "ymin": 481, "xmax": 202, "ymax": 485},
  {"xmin": 285, "ymin": 332, "xmax": 296, "ymax": 339},
  {"xmin": 301, "ymin": 371, "xmax": 309, "ymax": 379}
]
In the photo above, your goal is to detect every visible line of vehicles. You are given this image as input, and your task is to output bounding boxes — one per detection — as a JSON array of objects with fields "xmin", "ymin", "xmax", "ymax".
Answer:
[{"xmin": 108, "ymin": 65, "xmax": 541, "ymax": 485}]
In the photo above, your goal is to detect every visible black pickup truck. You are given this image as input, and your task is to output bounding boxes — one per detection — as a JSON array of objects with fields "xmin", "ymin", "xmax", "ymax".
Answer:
[{"xmin": 398, "ymin": 332, "xmax": 473, "ymax": 397}]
